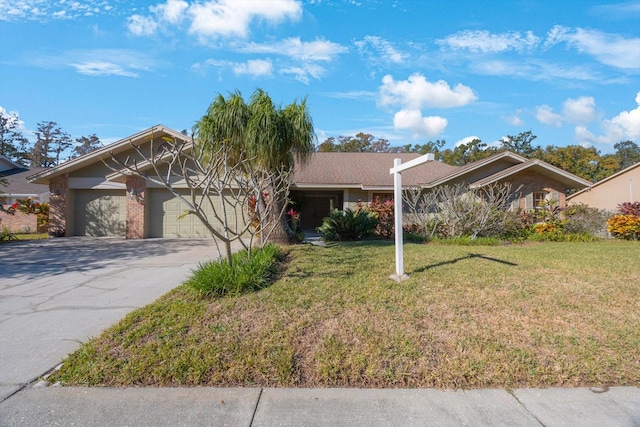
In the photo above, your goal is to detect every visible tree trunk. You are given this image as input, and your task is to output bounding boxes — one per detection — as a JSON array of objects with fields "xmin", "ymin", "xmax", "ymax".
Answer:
[
  {"xmin": 224, "ymin": 239, "xmax": 233, "ymax": 266},
  {"xmin": 265, "ymin": 204, "xmax": 293, "ymax": 245}
]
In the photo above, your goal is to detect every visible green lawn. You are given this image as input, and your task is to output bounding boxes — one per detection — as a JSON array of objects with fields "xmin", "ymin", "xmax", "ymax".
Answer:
[{"xmin": 54, "ymin": 240, "xmax": 640, "ymax": 389}]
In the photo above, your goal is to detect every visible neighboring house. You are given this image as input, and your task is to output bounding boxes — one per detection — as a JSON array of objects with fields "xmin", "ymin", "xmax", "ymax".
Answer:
[
  {"xmin": 28, "ymin": 125, "xmax": 593, "ymax": 238},
  {"xmin": 0, "ymin": 155, "xmax": 49, "ymax": 204},
  {"xmin": 0, "ymin": 155, "xmax": 50, "ymax": 233},
  {"xmin": 567, "ymin": 161, "xmax": 640, "ymax": 212}
]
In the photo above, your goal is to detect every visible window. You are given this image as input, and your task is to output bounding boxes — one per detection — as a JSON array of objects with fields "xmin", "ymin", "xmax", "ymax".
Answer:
[
  {"xmin": 372, "ymin": 193, "xmax": 393, "ymax": 203},
  {"xmin": 533, "ymin": 191, "xmax": 547, "ymax": 209}
]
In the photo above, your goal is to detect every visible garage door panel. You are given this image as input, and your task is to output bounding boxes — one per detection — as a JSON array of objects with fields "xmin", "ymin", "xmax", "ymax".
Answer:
[
  {"xmin": 74, "ymin": 190, "xmax": 126, "ymax": 237},
  {"xmin": 150, "ymin": 189, "xmax": 222, "ymax": 238}
]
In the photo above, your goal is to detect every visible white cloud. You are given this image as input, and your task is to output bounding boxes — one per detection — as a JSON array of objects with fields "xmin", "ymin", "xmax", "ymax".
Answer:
[
  {"xmin": 454, "ymin": 135, "xmax": 480, "ymax": 147},
  {"xmin": 188, "ymin": 0, "xmax": 301, "ymax": 40},
  {"xmin": 232, "ymin": 59, "xmax": 273, "ymax": 77},
  {"xmin": 0, "ymin": 0, "xmax": 111, "ymax": 22},
  {"xmin": 281, "ymin": 63, "xmax": 325, "ymax": 84},
  {"xmin": 354, "ymin": 35, "xmax": 406, "ymax": 64},
  {"xmin": 393, "ymin": 109, "xmax": 447, "ymax": 138},
  {"xmin": 437, "ymin": 30, "xmax": 540, "ymax": 53},
  {"xmin": 127, "ymin": 14, "xmax": 158, "ymax": 36},
  {"xmin": 25, "ymin": 49, "xmax": 156, "ymax": 77},
  {"xmin": 378, "ymin": 73, "xmax": 477, "ymax": 109},
  {"xmin": 150, "ymin": 0, "xmax": 188, "ymax": 24},
  {"xmin": 241, "ymin": 37, "xmax": 347, "ymax": 61},
  {"xmin": 544, "ymin": 25, "xmax": 640, "ymax": 70},
  {"xmin": 562, "ymin": 96, "xmax": 597, "ymax": 124},
  {"xmin": 574, "ymin": 125, "xmax": 598, "ymax": 147},
  {"xmin": 0, "ymin": 106, "xmax": 25, "ymax": 131},
  {"xmin": 535, "ymin": 105, "xmax": 563, "ymax": 127},
  {"xmin": 127, "ymin": 0, "xmax": 302, "ymax": 40},
  {"xmin": 71, "ymin": 61, "xmax": 140, "ymax": 77},
  {"xmin": 505, "ymin": 114, "xmax": 524, "ymax": 126},
  {"xmin": 600, "ymin": 91, "xmax": 640, "ymax": 143},
  {"xmin": 472, "ymin": 59, "xmax": 601, "ymax": 83}
]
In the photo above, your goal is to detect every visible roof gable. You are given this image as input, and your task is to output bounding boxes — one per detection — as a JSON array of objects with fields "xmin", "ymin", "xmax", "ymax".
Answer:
[
  {"xmin": 469, "ymin": 159, "xmax": 592, "ymax": 189},
  {"xmin": 0, "ymin": 155, "xmax": 22, "ymax": 173},
  {"xmin": 425, "ymin": 151, "xmax": 528, "ymax": 188},
  {"xmin": 28, "ymin": 125, "xmax": 188, "ymax": 184}
]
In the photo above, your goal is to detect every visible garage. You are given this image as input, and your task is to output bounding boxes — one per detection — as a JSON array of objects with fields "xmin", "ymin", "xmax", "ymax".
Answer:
[
  {"xmin": 148, "ymin": 189, "xmax": 220, "ymax": 238},
  {"xmin": 73, "ymin": 189, "xmax": 126, "ymax": 236}
]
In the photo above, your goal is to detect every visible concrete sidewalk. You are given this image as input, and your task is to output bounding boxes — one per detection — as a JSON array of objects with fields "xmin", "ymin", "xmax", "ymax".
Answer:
[{"xmin": 0, "ymin": 385, "xmax": 638, "ymax": 426}]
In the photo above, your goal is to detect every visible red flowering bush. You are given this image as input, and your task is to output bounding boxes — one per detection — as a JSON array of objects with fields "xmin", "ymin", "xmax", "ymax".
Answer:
[
  {"xmin": 617, "ymin": 202, "xmax": 640, "ymax": 216},
  {"xmin": 358, "ymin": 197, "xmax": 394, "ymax": 239}
]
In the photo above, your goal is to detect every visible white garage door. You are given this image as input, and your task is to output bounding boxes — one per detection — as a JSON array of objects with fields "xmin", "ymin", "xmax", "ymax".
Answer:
[
  {"xmin": 74, "ymin": 190, "xmax": 126, "ymax": 236},
  {"xmin": 149, "ymin": 189, "xmax": 221, "ymax": 238}
]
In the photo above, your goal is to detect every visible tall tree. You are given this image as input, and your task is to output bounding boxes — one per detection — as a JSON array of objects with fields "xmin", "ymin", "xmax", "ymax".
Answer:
[
  {"xmin": 194, "ymin": 89, "xmax": 315, "ymax": 244},
  {"xmin": 540, "ymin": 145, "xmax": 601, "ymax": 182},
  {"xmin": 500, "ymin": 130, "xmax": 538, "ymax": 158},
  {"xmin": 614, "ymin": 140, "xmax": 640, "ymax": 170},
  {"xmin": 316, "ymin": 133, "xmax": 396, "ymax": 152},
  {"xmin": 441, "ymin": 138, "xmax": 495, "ymax": 166},
  {"xmin": 31, "ymin": 121, "xmax": 72, "ymax": 167},
  {"xmin": 406, "ymin": 139, "xmax": 446, "ymax": 159},
  {"xmin": 72, "ymin": 134, "xmax": 102, "ymax": 158},
  {"xmin": 0, "ymin": 108, "xmax": 27, "ymax": 165}
]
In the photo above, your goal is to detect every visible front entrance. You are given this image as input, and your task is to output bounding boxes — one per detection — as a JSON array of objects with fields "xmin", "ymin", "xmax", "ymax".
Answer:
[{"xmin": 292, "ymin": 190, "xmax": 343, "ymax": 230}]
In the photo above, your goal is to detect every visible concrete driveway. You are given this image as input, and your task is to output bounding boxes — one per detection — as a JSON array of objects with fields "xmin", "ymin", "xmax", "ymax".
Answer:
[{"xmin": 0, "ymin": 237, "xmax": 230, "ymax": 401}]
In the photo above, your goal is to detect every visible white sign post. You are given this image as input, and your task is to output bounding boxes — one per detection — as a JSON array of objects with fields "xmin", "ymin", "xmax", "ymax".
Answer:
[{"xmin": 389, "ymin": 153, "xmax": 434, "ymax": 282}]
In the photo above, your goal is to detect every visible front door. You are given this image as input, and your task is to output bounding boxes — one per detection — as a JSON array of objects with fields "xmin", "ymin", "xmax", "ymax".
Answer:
[{"xmin": 295, "ymin": 191, "xmax": 342, "ymax": 230}]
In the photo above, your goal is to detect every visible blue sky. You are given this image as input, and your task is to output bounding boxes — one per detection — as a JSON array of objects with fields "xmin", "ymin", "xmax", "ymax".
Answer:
[{"xmin": 1, "ymin": 0, "xmax": 639, "ymax": 157}]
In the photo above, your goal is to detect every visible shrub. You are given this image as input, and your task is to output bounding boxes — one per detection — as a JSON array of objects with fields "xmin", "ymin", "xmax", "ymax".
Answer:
[
  {"xmin": 187, "ymin": 243, "xmax": 283, "ymax": 297},
  {"xmin": 563, "ymin": 203, "xmax": 609, "ymax": 238},
  {"xmin": 361, "ymin": 198, "xmax": 394, "ymax": 239},
  {"xmin": 0, "ymin": 227, "xmax": 17, "ymax": 242},
  {"xmin": 618, "ymin": 201, "xmax": 640, "ymax": 216},
  {"xmin": 317, "ymin": 208, "xmax": 378, "ymax": 241},
  {"xmin": 607, "ymin": 214, "xmax": 640, "ymax": 240},
  {"xmin": 403, "ymin": 223, "xmax": 429, "ymax": 243}
]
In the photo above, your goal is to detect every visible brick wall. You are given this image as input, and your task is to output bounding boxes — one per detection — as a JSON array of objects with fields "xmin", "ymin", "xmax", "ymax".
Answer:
[
  {"xmin": 0, "ymin": 208, "xmax": 38, "ymax": 233},
  {"xmin": 126, "ymin": 175, "xmax": 146, "ymax": 239},
  {"xmin": 49, "ymin": 175, "xmax": 68, "ymax": 236},
  {"xmin": 506, "ymin": 171, "xmax": 567, "ymax": 209}
]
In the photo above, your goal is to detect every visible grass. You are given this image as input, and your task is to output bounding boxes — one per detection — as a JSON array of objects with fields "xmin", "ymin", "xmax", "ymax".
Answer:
[
  {"xmin": 0, "ymin": 232, "xmax": 49, "ymax": 243},
  {"xmin": 53, "ymin": 240, "xmax": 640, "ymax": 389}
]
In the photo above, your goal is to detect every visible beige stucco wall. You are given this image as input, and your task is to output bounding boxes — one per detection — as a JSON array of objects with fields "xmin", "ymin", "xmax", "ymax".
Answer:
[{"xmin": 568, "ymin": 164, "xmax": 640, "ymax": 212}]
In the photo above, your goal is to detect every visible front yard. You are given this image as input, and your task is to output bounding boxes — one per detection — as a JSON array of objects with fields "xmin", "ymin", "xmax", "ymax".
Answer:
[{"xmin": 54, "ymin": 240, "xmax": 640, "ymax": 389}]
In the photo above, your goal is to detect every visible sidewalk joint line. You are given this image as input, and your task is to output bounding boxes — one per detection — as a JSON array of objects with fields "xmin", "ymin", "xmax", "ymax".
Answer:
[
  {"xmin": 249, "ymin": 388, "xmax": 263, "ymax": 426},
  {"xmin": 506, "ymin": 388, "xmax": 546, "ymax": 426}
]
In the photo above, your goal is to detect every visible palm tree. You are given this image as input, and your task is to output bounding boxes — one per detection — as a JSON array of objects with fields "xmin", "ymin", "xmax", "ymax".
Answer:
[{"xmin": 194, "ymin": 89, "xmax": 314, "ymax": 244}]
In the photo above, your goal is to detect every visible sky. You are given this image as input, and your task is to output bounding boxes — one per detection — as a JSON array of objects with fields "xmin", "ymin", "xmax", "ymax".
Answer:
[{"xmin": 1, "ymin": 0, "xmax": 639, "ymax": 158}]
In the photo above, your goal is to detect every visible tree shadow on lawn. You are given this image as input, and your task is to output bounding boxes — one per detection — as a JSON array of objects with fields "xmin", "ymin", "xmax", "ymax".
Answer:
[
  {"xmin": 0, "ymin": 237, "xmax": 215, "ymax": 279},
  {"xmin": 412, "ymin": 253, "xmax": 518, "ymax": 274}
]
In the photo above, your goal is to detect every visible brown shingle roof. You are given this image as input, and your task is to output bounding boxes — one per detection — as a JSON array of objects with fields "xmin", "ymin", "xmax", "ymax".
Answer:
[{"xmin": 293, "ymin": 152, "xmax": 458, "ymax": 188}]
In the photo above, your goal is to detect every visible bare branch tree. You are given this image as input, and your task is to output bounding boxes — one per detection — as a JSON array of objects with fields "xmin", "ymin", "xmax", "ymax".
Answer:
[
  {"xmin": 403, "ymin": 186, "xmax": 440, "ymax": 238},
  {"xmin": 105, "ymin": 133, "xmax": 291, "ymax": 265},
  {"xmin": 404, "ymin": 183, "xmax": 519, "ymax": 239}
]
